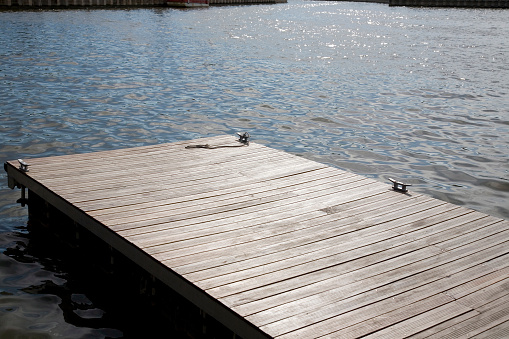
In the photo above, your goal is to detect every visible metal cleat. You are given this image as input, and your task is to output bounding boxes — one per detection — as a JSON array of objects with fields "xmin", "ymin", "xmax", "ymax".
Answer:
[
  {"xmin": 18, "ymin": 159, "xmax": 30, "ymax": 172},
  {"xmin": 237, "ymin": 132, "xmax": 250, "ymax": 145},
  {"xmin": 389, "ymin": 178, "xmax": 411, "ymax": 193}
]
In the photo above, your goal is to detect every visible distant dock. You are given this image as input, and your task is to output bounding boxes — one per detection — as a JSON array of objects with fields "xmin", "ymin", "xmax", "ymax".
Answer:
[
  {"xmin": 322, "ymin": 0, "xmax": 508, "ymax": 8},
  {"xmin": 2, "ymin": 0, "xmax": 506, "ymax": 8},
  {"xmin": 0, "ymin": 0, "xmax": 285, "ymax": 8},
  {"xmin": 5, "ymin": 135, "xmax": 509, "ymax": 338},
  {"xmin": 0, "ymin": 0, "xmax": 165, "ymax": 7},
  {"xmin": 388, "ymin": 0, "xmax": 508, "ymax": 7}
]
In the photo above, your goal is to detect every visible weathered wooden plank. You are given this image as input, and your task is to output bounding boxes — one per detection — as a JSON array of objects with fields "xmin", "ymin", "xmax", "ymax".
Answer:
[
  {"xmin": 271, "ymin": 237, "xmax": 509, "ymax": 338},
  {"xmin": 44, "ymin": 147, "xmax": 275, "ymax": 194},
  {"xmin": 78, "ymin": 162, "xmax": 330, "ymax": 212},
  {"xmin": 449, "ymin": 277, "xmax": 509, "ymax": 311},
  {"xmin": 331, "ymin": 294, "xmax": 466, "ymax": 339},
  {"xmin": 21, "ymin": 141, "xmax": 265, "ymax": 195},
  {"xmin": 86, "ymin": 166, "xmax": 342, "ymax": 217},
  {"xmin": 115, "ymin": 178, "xmax": 385, "ymax": 237},
  {"xmin": 122, "ymin": 173, "xmax": 371, "ymax": 237},
  {"xmin": 177, "ymin": 192, "xmax": 429, "ymax": 279},
  {"xmin": 162, "ymin": 197, "xmax": 433, "ymax": 281},
  {"xmin": 313, "ymin": 257, "xmax": 509, "ymax": 338},
  {"xmin": 219, "ymin": 207, "xmax": 482, "ymax": 310},
  {"xmin": 406, "ymin": 284, "xmax": 509, "ymax": 339},
  {"xmin": 190, "ymin": 200, "xmax": 451, "ymax": 291},
  {"xmin": 410, "ymin": 312, "xmax": 479, "ymax": 338},
  {"xmin": 16, "ymin": 135, "xmax": 232, "ymax": 168},
  {"xmin": 139, "ymin": 184, "xmax": 384, "ymax": 262},
  {"xmin": 409, "ymin": 296, "xmax": 509, "ymax": 338},
  {"xmin": 11, "ymin": 137, "xmax": 237, "ymax": 182},
  {"xmin": 217, "ymin": 207, "xmax": 475, "ymax": 305},
  {"xmin": 253, "ymin": 226, "xmax": 509, "ymax": 336},
  {"xmin": 360, "ymin": 302, "xmax": 475, "ymax": 339},
  {"xmin": 468, "ymin": 320, "xmax": 509, "ymax": 339},
  {"xmin": 52, "ymin": 149, "xmax": 306, "ymax": 203},
  {"xmin": 207, "ymin": 204, "xmax": 452, "ymax": 296},
  {"xmin": 476, "ymin": 325, "xmax": 509, "ymax": 339},
  {"xmin": 96, "ymin": 170, "xmax": 359, "ymax": 226},
  {"xmin": 37, "ymin": 143, "xmax": 274, "ymax": 187}
]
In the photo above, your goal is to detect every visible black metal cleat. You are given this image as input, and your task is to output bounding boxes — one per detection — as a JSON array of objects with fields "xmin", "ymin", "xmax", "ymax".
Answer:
[
  {"xmin": 389, "ymin": 178, "xmax": 411, "ymax": 193},
  {"xmin": 237, "ymin": 132, "xmax": 250, "ymax": 145}
]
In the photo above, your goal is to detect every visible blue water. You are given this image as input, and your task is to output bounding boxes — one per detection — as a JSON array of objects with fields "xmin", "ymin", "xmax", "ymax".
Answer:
[{"xmin": 1, "ymin": 1, "xmax": 508, "ymax": 336}]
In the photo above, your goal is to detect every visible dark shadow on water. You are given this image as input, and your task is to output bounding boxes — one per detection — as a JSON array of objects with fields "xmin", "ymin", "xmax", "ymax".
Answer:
[{"xmin": 0, "ymin": 223, "xmax": 198, "ymax": 339}]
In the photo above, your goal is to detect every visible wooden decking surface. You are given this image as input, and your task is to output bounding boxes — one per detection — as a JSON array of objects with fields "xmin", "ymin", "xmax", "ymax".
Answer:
[{"xmin": 5, "ymin": 135, "xmax": 509, "ymax": 338}]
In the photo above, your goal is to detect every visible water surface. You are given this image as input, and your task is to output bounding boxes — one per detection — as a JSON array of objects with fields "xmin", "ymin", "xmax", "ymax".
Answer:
[{"xmin": 1, "ymin": 1, "xmax": 508, "ymax": 336}]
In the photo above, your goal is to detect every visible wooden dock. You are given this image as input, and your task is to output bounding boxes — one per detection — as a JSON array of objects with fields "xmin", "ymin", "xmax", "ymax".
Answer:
[{"xmin": 4, "ymin": 135, "xmax": 509, "ymax": 338}]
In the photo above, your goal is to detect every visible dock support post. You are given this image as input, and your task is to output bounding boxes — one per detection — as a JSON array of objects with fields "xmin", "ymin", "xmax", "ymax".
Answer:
[
  {"xmin": 108, "ymin": 245, "xmax": 116, "ymax": 275},
  {"xmin": 151, "ymin": 275, "xmax": 156, "ymax": 297},
  {"xmin": 74, "ymin": 222, "xmax": 80, "ymax": 248},
  {"xmin": 201, "ymin": 309, "xmax": 207, "ymax": 335},
  {"xmin": 16, "ymin": 185, "xmax": 28, "ymax": 207}
]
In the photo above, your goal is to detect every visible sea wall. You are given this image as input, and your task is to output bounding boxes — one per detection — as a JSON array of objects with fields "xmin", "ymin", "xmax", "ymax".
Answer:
[
  {"xmin": 0, "ymin": 0, "xmax": 286, "ymax": 7},
  {"xmin": 0, "ymin": 0, "xmax": 166, "ymax": 6},
  {"xmin": 0, "ymin": 0, "xmax": 287, "ymax": 9},
  {"xmin": 322, "ymin": 0, "xmax": 506, "ymax": 8},
  {"xmin": 389, "ymin": 0, "xmax": 508, "ymax": 6}
]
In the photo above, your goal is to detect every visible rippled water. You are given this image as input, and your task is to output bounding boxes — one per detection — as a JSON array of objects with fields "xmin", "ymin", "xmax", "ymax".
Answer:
[{"xmin": 1, "ymin": 2, "xmax": 508, "ymax": 336}]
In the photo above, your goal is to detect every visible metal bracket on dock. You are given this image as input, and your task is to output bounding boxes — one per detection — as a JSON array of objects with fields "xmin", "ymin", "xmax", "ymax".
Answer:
[
  {"xmin": 16, "ymin": 186, "xmax": 28, "ymax": 207},
  {"xmin": 389, "ymin": 178, "xmax": 411, "ymax": 193},
  {"xmin": 18, "ymin": 159, "xmax": 30, "ymax": 172},
  {"xmin": 237, "ymin": 132, "xmax": 250, "ymax": 145}
]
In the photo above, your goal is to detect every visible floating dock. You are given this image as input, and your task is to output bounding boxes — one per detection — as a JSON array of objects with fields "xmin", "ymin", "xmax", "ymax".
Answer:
[{"xmin": 4, "ymin": 135, "xmax": 509, "ymax": 338}]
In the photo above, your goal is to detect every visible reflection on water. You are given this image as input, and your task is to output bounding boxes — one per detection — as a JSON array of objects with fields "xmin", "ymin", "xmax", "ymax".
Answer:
[
  {"xmin": 0, "ymin": 226, "xmax": 123, "ymax": 338},
  {"xmin": 0, "ymin": 223, "xmax": 190, "ymax": 338},
  {"xmin": 0, "ymin": 1, "xmax": 508, "ymax": 337}
]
